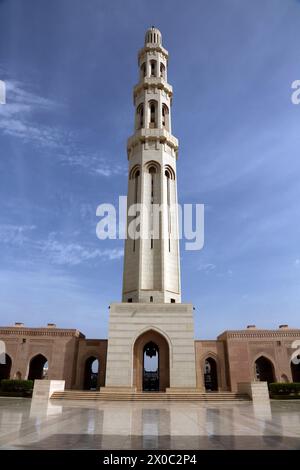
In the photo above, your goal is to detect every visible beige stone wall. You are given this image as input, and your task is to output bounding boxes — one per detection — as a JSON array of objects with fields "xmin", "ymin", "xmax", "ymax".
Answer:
[
  {"xmin": 0, "ymin": 326, "xmax": 108, "ymax": 390},
  {"xmin": 73, "ymin": 338, "xmax": 107, "ymax": 389},
  {"xmin": 2, "ymin": 324, "xmax": 299, "ymax": 392},
  {"xmin": 0, "ymin": 325, "xmax": 83, "ymax": 388},
  {"xmin": 105, "ymin": 302, "xmax": 196, "ymax": 389},
  {"xmin": 194, "ymin": 340, "xmax": 228, "ymax": 391},
  {"xmin": 218, "ymin": 328, "xmax": 300, "ymax": 391}
]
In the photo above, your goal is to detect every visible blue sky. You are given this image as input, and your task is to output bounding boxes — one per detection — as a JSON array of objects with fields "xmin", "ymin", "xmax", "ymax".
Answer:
[{"xmin": 0, "ymin": 0, "xmax": 300, "ymax": 339}]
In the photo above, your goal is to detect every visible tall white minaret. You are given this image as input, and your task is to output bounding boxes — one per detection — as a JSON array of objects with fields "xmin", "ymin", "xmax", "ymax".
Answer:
[
  {"xmin": 105, "ymin": 29, "xmax": 197, "ymax": 391},
  {"xmin": 122, "ymin": 27, "xmax": 181, "ymax": 304}
]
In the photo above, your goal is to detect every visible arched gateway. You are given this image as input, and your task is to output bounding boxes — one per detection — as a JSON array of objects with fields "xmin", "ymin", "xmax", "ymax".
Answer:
[
  {"xmin": 133, "ymin": 330, "xmax": 170, "ymax": 392},
  {"xmin": 254, "ymin": 356, "xmax": 276, "ymax": 384},
  {"xmin": 28, "ymin": 354, "xmax": 48, "ymax": 381},
  {"xmin": 204, "ymin": 357, "xmax": 218, "ymax": 391}
]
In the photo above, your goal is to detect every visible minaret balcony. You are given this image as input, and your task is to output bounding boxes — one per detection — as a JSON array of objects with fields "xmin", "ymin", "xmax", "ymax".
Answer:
[
  {"xmin": 133, "ymin": 77, "xmax": 173, "ymax": 102},
  {"xmin": 138, "ymin": 44, "xmax": 169, "ymax": 61},
  {"xmin": 127, "ymin": 128, "xmax": 179, "ymax": 156}
]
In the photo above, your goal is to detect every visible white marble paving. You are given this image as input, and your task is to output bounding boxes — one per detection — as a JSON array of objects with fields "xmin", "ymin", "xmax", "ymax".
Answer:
[{"xmin": 0, "ymin": 397, "xmax": 299, "ymax": 449}]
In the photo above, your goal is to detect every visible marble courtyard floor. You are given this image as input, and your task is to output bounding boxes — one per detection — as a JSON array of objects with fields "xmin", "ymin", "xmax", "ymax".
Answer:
[{"xmin": 0, "ymin": 397, "xmax": 299, "ymax": 450}]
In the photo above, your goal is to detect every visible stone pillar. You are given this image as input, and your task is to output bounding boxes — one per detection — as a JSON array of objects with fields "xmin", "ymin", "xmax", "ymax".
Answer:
[
  {"xmin": 237, "ymin": 381, "xmax": 270, "ymax": 403},
  {"xmin": 32, "ymin": 380, "xmax": 65, "ymax": 400}
]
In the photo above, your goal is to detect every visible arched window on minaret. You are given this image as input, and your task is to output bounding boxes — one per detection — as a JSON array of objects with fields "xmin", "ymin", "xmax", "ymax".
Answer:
[
  {"xmin": 149, "ymin": 165, "xmax": 157, "ymax": 250},
  {"xmin": 162, "ymin": 104, "xmax": 169, "ymax": 131},
  {"xmin": 149, "ymin": 100, "xmax": 157, "ymax": 128},
  {"xmin": 136, "ymin": 103, "xmax": 144, "ymax": 129},
  {"xmin": 129, "ymin": 165, "xmax": 141, "ymax": 180},
  {"xmin": 165, "ymin": 166, "xmax": 175, "ymax": 253},
  {"xmin": 132, "ymin": 168, "xmax": 140, "ymax": 252},
  {"xmin": 164, "ymin": 165, "xmax": 175, "ymax": 180},
  {"xmin": 160, "ymin": 63, "xmax": 166, "ymax": 79},
  {"xmin": 150, "ymin": 60, "xmax": 157, "ymax": 77},
  {"xmin": 140, "ymin": 62, "xmax": 146, "ymax": 79},
  {"xmin": 165, "ymin": 170, "xmax": 171, "ymax": 252}
]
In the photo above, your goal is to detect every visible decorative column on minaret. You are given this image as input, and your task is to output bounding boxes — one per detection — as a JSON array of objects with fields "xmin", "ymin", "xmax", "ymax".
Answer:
[
  {"xmin": 123, "ymin": 27, "xmax": 181, "ymax": 304},
  {"xmin": 104, "ymin": 29, "xmax": 197, "ymax": 392}
]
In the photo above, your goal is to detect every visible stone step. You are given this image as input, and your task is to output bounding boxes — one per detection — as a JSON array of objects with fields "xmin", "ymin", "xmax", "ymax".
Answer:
[
  {"xmin": 50, "ymin": 390, "xmax": 245, "ymax": 397},
  {"xmin": 51, "ymin": 391, "xmax": 250, "ymax": 401},
  {"xmin": 51, "ymin": 391, "xmax": 245, "ymax": 395}
]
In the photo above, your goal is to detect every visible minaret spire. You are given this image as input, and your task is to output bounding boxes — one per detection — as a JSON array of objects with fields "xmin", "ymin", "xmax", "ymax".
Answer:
[{"xmin": 122, "ymin": 28, "xmax": 181, "ymax": 304}]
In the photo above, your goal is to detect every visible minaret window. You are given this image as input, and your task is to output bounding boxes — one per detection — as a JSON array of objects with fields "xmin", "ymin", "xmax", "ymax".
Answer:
[
  {"xmin": 165, "ymin": 169, "xmax": 171, "ymax": 252},
  {"xmin": 160, "ymin": 63, "xmax": 165, "ymax": 79},
  {"xmin": 150, "ymin": 104, "xmax": 155, "ymax": 125},
  {"xmin": 149, "ymin": 101, "xmax": 157, "ymax": 128},
  {"xmin": 132, "ymin": 169, "xmax": 140, "ymax": 252},
  {"xmin": 136, "ymin": 103, "xmax": 144, "ymax": 129},
  {"xmin": 164, "ymin": 165, "xmax": 175, "ymax": 180},
  {"xmin": 149, "ymin": 166, "xmax": 157, "ymax": 249},
  {"xmin": 162, "ymin": 104, "xmax": 169, "ymax": 131},
  {"xmin": 150, "ymin": 60, "xmax": 157, "ymax": 77},
  {"xmin": 129, "ymin": 165, "xmax": 141, "ymax": 180},
  {"xmin": 149, "ymin": 166, "xmax": 157, "ymax": 174}
]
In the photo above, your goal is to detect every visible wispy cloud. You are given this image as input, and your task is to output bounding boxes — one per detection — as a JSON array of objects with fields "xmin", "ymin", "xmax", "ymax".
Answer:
[
  {"xmin": 6, "ymin": 81, "xmax": 54, "ymax": 108},
  {"xmin": 60, "ymin": 152, "xmax": 125, "ymax": 177},
  {"xmin": 42, "ymin": 235, "xmax": 123, "ymax": 266},
  {"xmin": 0, "ymin": 81, "xmax": 57, "ymax": 143},
  {"xmin": 196, "ymin": 263, "xmax": 233, "ymax": 278},
  {"xmin": 0, "ymin": 224, "xmax": 36, "ymax": 246},
  {"xmin": 0, "ymin": 80, "xmax": 70, "ymax": 156},
  {"xmin": 197, "ymin": 263, "xmax": 216, "ymax": 272},
  {"xmin": 0, "ymin": 223, "xmax": 123, "ymax": 266},
  {"xmin": 0, "ymin": 80, "xmax": 125, "ymax": 177}
]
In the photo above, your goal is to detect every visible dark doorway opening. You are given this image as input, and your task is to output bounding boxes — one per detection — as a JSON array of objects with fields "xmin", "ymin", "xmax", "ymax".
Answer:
[
  {"xmin": 84, "ymin": 357, "xmax": 99, "ymax": 390},
  {"xmin": 143, "ymin": 341, "xmax": 159, "ymax": 391},
  {"xmin": 291, "ymin": 360, "xmax": 300, "ymax": 382},
  {"xmin": 28, "ymin": 354, "xmax": 48, "ymax": 381},
  {"xmin": 133, "ymin": 329, "xmax": 169, "ymax": 392},
  {"xmin": 255, "ymin": 356, "xmax": 275, "ymax": 384},
  {"xmin": 0, "ymin": 354, "xmax": 12, "ymax": 380},
  {"xmin": 204, "ymin": 357, "xmax": 218, "ymax": 391}
]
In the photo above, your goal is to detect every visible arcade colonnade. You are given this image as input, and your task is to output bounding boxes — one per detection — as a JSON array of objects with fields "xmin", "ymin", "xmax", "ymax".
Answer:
[{"xmin": 1, "ymin": 324, "xmax": 300, "ymax": 391}]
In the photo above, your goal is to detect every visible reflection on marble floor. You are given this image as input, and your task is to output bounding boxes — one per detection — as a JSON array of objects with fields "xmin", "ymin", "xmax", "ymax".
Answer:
[{"xmin": 0, "ymin": 397, "xmax": 299, "ymax": 449}]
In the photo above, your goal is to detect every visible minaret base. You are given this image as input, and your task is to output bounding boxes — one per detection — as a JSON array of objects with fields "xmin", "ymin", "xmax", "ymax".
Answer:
[{"xmin": 105, "ymin": 302, "xmax": 197, "ymax": 390}]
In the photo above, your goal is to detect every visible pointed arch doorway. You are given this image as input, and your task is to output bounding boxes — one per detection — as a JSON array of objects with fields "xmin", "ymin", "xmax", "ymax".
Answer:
[
  {"xmin": 0, "ymin": 354, "xmax": 12, "ymax": 380},
  {"xmin": 255, "ymin": 356, "xmax": 275, "ymax": 384},
  {"xmin": 133, "ymin": 330, "xmax": 170, "ymax": 392},
  {"xmin": 204, "ymin": 357, "xmax": 218, "ymax": 391},
  {"xmin": 28, "ymin": 354, "xmax": 48, "ymax": 381}
]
